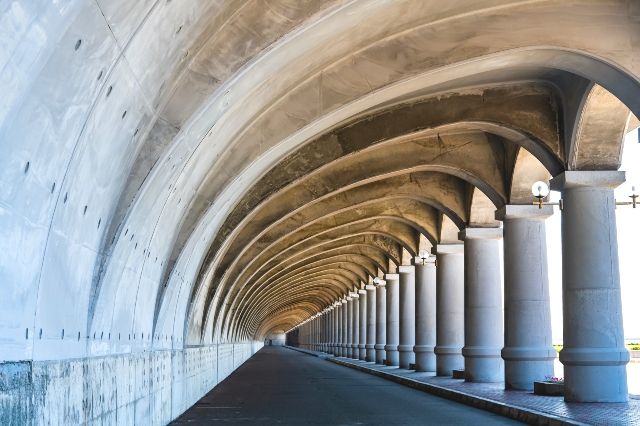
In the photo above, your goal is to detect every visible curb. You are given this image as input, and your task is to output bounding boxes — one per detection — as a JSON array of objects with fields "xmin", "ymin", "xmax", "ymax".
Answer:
[
  {"xmin": 328, "ymin": 357, "xmax": 587, "ymax": 426},
  {"xmin": 283, "ymin": 345, "xmax": 333, "ymax": 359}
]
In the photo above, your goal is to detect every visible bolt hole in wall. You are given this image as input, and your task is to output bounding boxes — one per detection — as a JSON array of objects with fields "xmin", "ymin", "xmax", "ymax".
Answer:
[{"xmin": 545, "ymin": 128, "xmax": 640, "ymax": 394}]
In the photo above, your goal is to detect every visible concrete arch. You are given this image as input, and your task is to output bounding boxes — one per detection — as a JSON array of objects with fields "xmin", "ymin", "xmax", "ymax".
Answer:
[
  {"xmin": 568, "ymin": 84, "xmax": 638, "ymax": 171},
  {"xmin": 227, "ymin": 226, "xmax": 422, "ymax": 338},
  {"xmin": 190, "ymin": 130, "xmax": 515, "ymax": 341}
]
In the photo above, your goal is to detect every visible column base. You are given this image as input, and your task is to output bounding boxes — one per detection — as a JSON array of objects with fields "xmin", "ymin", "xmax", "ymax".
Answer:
[
  {"xmin": 375, "ymin": 345, "xmax": 386, "ymax": 364},
  {"xmin": 505, "ymin": 360, "xmax": 554, "ymax": 390},
  {"xmin": 385, "ymin": 344, "xmax": 399, "ymax": 366},
  {"xmin": 435, "ymin": 346, "xmax": 463, "ymax": 376},
  {"xmin": 365, "ymin": 344, "xmax": 375, "ymax": 362},
  {"xmin": 462, "ymin": 346, "xmax": 503, "ymax": 383},
  {"xmin": 564, "ymin": 364, "xmax": 628, "ymax": 402},
  {"xmin": 561, "ymin": 347, "xmax": 630, "ymax": 402},
  {"xmin": 398, "ymin": 344, "xmax": 416, "ymax": 369},
  {"xmin": 414, "ymin": 345, "xmax": 436, "ymax": 372},
  {"xmin": 359, "ymin": 348, "xmax": 367, "ymax": 360},
  {"xmin": 502, "ymin": 346, "xmax": 556, "ymax": 390}
]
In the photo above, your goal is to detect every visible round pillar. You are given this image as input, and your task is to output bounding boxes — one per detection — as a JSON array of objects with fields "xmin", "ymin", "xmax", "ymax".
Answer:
[
  {"xmin": 399, "ymin": 265, "xmax": 416, "ymax": 369},
  {"xmin": 415, "ymin": 256, "xmax": 437, "ymax": 372},
  {"xmin": 347, "ymin": 297, "xmax": 354, "ymax": 358},
  {"xmin": 359, "ymin": 289, "xmax": 367, "ymax": 360},
  {"xmin": 351, "ymin": 292, "xmax": 360, "ymax": 359},
  {"xmin": 434, "ymin": 244, "xmax": 465, "ymax": 376},
  {"xmin": 496, "ymin": 205, "xmax": 556, "ymax": 390},
  {"xmin": 375, "ymin": 281, "xmax": 387, "ymax": 364},
  {"xmin": 332, "ymin": 303, "xmax": 339, "ymax": 355},
  {"xmin": 338, "ymin": 299, "xmax": 347, "ymax": 356},
  {"xmin": 385, "ymin": 273, "xmax": 400, "ymax": 366},
  {"xmin": 366, "ymin": 284, "xmax": 377, "ymax": 362},
  {"xmin": 459, "ymin": 227, "xmax": 504, "ymax": 383},
  {"xmin": 551, "ymin": 171, "xmax": 629, "ymax": 402}
]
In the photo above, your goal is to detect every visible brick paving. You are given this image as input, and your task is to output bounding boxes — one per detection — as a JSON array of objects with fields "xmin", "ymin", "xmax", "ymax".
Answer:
[{"xmin": 334, "ymin": 356, "xmax": 640, "ymax": 426}]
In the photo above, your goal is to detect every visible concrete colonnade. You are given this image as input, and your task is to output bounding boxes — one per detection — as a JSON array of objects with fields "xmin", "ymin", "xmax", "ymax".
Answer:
[{"xmin": 290, "ymin": 174, "xmax": 631, "ymax": 403}]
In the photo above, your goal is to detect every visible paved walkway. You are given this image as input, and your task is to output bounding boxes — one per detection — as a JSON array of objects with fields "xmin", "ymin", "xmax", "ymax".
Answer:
[
  {"xmin": 329, "ymin": 354, "xmax": 640, "ymax": 426},
  {"xmin": 171, "ymin": 346, "xmax": 521, "ymax": 425}
]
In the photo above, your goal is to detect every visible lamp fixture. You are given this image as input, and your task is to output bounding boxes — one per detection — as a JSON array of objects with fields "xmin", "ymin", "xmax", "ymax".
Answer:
[
  {"xmin": 531, "ymin": 180, "xmax": 638, "ymax": 210},
  {"xmin": 531, "ymin": 181, "xmax": 551, "ymax": 209},
  {"xmin": 616, "ymin": 185, "xmax": 639, "ymax": 209}
]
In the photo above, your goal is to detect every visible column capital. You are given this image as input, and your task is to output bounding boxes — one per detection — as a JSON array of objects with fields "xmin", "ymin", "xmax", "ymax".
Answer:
[
  {"xmin": 431, "ymin": 243, "xmax": 464, "ymax": 255},
  {"xmin": 550, "ymin": 170, "xmax": 625, "ymax": 191},
  {"xmin": 349, "ymin": 291, "xmax": 359, "ymax": 299},
  {"xmin": 358, "ymin": 289, "xmax": 367, "ymax": 295},
  {"xmin": 398, "ymin": 265, "xmax": 415, "ymax": 273},
  {"xmin": 384, "ymin": 273, "xmax": 399, "ymax": 281},
  {"xmin": 374, "ymin": 280, "xmax": 386, "ymax": 287},
  {"xmin": 365, "ymin": 284, "xmax": 376, "ymax": 291},
  {"xmin": 495, "ymin": 204, "xmax": 553, "ymax": 221},
  {"xmin": 458, "ymin": 227, "xmax": 502, "ymax": 241}
]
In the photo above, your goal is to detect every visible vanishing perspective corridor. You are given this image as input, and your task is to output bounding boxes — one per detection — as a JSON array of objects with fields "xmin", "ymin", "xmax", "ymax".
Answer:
[
  {"xmin": 172, "ymin": 346, "xmax": 519, "ymax": 425},
  {"xmin": 2, "ymin": 1, "xmax": 640, "ymax": 424}
]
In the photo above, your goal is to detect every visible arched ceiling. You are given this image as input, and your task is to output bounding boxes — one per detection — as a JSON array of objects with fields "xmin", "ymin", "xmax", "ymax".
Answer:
[{"xmin": 1, "ymin": 1, "xmax": 639, "ymax": 361}]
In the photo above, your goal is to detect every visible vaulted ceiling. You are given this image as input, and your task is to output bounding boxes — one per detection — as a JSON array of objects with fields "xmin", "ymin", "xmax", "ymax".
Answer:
[{"xmin": 1, "ymin": 1, "xmax": 639, "ymax": 359}]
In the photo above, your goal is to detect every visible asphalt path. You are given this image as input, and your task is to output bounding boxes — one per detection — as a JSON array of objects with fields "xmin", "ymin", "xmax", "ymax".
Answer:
[{"xmin": 171, "ymin": 346, "xmax": 521, "ymax": 425}]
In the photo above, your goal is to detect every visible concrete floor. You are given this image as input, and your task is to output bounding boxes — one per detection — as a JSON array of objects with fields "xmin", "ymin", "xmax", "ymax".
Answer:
[{"xmin": 171, "ymin": 347, "xmax": 521, "ymax": 425}]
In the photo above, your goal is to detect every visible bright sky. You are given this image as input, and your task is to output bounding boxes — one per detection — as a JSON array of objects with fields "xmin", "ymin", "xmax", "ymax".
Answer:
[{"xmin": 547, "ymin": 129, "xmax": 640, "ymax": 343}]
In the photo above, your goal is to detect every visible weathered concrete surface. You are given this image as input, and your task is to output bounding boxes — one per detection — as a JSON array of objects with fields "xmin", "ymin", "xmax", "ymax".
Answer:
[
  {"xmin": 0, "ymin": 343, "xmax": 261, "ymax": 425},
  {"xmin": 172, "ymin": 346, "xmax": 519, "ymax": 425}
]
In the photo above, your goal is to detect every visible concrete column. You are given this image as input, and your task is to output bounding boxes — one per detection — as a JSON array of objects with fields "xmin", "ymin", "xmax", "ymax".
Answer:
[
  {"xmin": 385, "ymin": 273, "xmax": 400, "ymax": 366},
  {"xmin": 398, "ymin": 265, "xmax": 416, "ymax": 369},
  {"xmin": 414, "ymin": 255, "xmax": 437, "ymax": 372},
  {"xmin": 496, "ymin": 205, "xmax": 556, "ymax": 390},
  {"xmin": 358, "ymin": 289, "xmax": 367, "ymax": 360},
  {"xmin": 433, "ymin": 244, "xmax": 465, "ymax": 376},
  {"xmin": 341, "ymin": 298, "xmax": 349, "ymax": 357},
  {"xmin": 375, "ymin": 281, "xmax": 387, "ymax": 364},
  {"xmin": 313, "ymin": 317, "xmax": 317, "ymax": 350},
  {"xmin": 319, "ymin": 312, "xmax": 327, "ymax": 352},
  {"xmin": 551, "ymin": 171, "xmax": 629, "ymax": 402},
  {"xmin": 333, "ymin": 305, "xmax": 338, "ymax": 354},
  {"xmin": 346, "ymin": 297, "xmax": 354, "ymax": 358},
  {"xmin": 459, "ymin": 228, "xmax": 504, "ymax": 383},
  {"xmin": 351, "ymin": 292, "xmax": 360, "ymax": 359},
  {"xmin": 322, "ymin": 311, "xmax": 327, "ymax": 352},
  {"xmin": 336, "ymin": 303, "xmax": 341, "ymax": 355},
  {"xmin": 327, "ymin": 310, "xmax": 331, "ymax": 352},
  {"xmin": 333, "ymin": 304, "xmax": 339, "ymax": 354},
  {"xmin": 366, "ymin": 284, "xmax": 376, "ymax": 362}
]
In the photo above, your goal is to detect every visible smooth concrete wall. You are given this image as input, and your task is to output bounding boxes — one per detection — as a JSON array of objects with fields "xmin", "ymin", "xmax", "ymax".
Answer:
[{"xmin": 0, "ymin": 342, "xmax": 262, "ymax": 425}]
